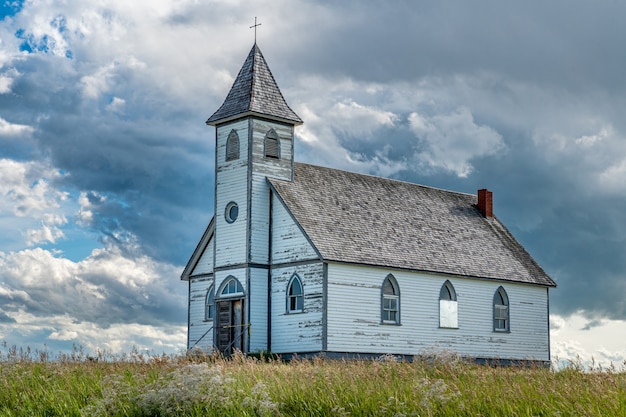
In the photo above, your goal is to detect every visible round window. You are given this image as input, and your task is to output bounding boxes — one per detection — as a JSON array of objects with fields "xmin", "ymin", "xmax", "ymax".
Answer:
[{"xmin": 225, "ymin": 201, "xmax": 239, "ymax": 223}]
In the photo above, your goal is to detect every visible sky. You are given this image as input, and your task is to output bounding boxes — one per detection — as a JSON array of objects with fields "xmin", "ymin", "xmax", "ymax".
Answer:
[{"xmin": 0, "ymin": 0, "xmax": 625, "ymax": 365}]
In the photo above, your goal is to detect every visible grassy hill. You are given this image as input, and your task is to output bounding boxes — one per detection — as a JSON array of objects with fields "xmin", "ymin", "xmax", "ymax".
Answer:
[{"xmin": 0, "ymin": 347, "xmax": 624, "ymax": 416}]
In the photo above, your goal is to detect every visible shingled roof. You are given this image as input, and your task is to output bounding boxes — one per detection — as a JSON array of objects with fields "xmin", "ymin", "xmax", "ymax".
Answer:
[
  {"xmin": 268, "ymin": 163, "xmax": 556, "ymax": 287},
  {"xmin": 206, "ymin": 44, "xmax": 303, "ymax": 126}
]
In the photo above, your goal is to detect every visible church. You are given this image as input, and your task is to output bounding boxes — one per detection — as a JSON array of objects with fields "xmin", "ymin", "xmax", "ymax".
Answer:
[{"xmin": 181, "ymin": 43, "xmax": 556, "ymax": 364}]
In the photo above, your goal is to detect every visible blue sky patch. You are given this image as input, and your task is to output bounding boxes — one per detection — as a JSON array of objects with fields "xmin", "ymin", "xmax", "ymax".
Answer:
[{"xmin": 0, "ymin": 0, "xmax": 24, "ymax": 20}]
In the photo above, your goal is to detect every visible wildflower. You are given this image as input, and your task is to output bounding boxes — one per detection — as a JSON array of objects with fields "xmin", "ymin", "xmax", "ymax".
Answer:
[
  {"xmin": 241, "ymin": 381, "xmax": 281, "ymax": 416},
  {"xmin": 415, "ymin": 377, "xmax": 460, "ymax": 411}
]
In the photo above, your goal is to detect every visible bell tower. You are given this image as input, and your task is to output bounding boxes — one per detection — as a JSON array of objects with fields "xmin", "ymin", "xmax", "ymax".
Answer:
[{"xmin": 206, "ymin": 43, "xmax": 302, "ymax": 353}]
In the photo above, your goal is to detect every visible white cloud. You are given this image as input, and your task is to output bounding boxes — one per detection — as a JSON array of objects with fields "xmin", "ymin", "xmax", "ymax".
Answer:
[
  {"xmin": 0, "ymin": 241, "xmax": 186, "ymax": 354},
  {"xmin": 76, "ymin": 191, "xmax": 106, "ymax": 227},
  {"xmin": 0, "ymin": 117, "xmax": 33, "ymax": 136},
  {"xmin": 0, "ymin": 248, "xmax": 76, "ymax": 286},
  {"xmin": 107, "ymin": 96, "xmax": 126, "ymax": 113},
  {"xmin": 599, "ymin": 158, "xmax": 626, "ymax": 193},
  {"xmin": 575, "ymin": 127, "xmax": 610, "ymax": 147},
  {"xmin": 0, "ymin": 159, "xmax": 72, "ymax": 247},
  {"xmin": 293, "ymin": 83, "xmax": 406, "ymax": 176},
  {"xmin": 529, "ymin": 122, "xmax": 626, "ymax": 196},
  {"xmin": 0, "ymin": 69, "xmax": 18, "ymax": 94},
  {"xmin": 329, "ymin": 100, "xmax": 398, "ymax": 137},
  {"xmin": 551, "ymin": 312, "xmax": 626, "ymax": 369},
  {"xmin": 17, "ymin": 12, "xmax": 72, "ymax": 57},
  {"xmin": 292, "ymin": 75, "xmax": 510, "ymax": 179},
  {"xmin": 80, "ymin": 63, "xmax": 116, "ymax": 99},
  {"xmin": 0, "ymin": 156, "xmax": 88, "ymax": 251},
  {"xmin": 25, "ymin": 223, "xmax": 66, "ymax": 246},
  {"xmin": 0, "ymin": 159, "xmax": 68, "ymax": 217},
  {"xmin": 24, "ymin": 213, "xmax": 68, "ymax": 245},
  {"xmin": 408, "ymin": 107, "xmax": 505, "ymax": 177}
]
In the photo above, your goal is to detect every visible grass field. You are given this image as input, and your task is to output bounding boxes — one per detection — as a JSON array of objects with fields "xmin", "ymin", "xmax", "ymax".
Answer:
[{"xmin": 0, "ymin": 346, "xmax": 625, "ymax": 416}]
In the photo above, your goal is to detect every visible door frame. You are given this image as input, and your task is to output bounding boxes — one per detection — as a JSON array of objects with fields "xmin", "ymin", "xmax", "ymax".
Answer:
[{"xmin": 214, "ymin": 296, "xmax": 247, "ymax": 355}]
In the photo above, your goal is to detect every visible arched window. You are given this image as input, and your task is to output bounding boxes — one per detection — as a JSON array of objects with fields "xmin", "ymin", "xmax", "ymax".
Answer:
[
  {"xmin": 205, "ymin": 285, "xmax": 214, "ymax": 321},
  {"xmin": 493, "ymin": 286, "xmax": 509, "ymax": 332},
  {"xmin": 439, "ymin": 280, "xmax": 458, "ymax": 328},
  {"xmin": 219, "ymin": 276, "xmax": 244, "ymax": 297},
  {"xmin": 381, "ymin": 274, "xmax": 400, "ymax": 324},
  {"xmin": 287, "ymin": 274, "xmax": 304, "ymax": 313},
  {"xmin": 226, "ymin": 129, "xmax": 239, "ymax": 161},
  {"xmin": 264, "ymin": 128, "xmax": 280, "ymax": 159}
]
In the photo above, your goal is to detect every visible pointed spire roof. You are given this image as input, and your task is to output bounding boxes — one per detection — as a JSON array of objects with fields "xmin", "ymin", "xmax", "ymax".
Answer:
[{"xmin": 206, "ymin": 44, "xmax": 303, "ymax": 126}]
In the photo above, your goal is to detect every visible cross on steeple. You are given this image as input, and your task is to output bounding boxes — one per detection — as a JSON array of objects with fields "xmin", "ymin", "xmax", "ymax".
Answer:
[{"xmin": 250, "ymin": 17, "xmax": 262, "ymax": 43}]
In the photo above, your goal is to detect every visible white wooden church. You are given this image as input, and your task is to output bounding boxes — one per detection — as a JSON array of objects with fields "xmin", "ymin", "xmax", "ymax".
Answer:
[{"xmin": 181, "ymin": 43, "xmax": 556, "ymax": 364}]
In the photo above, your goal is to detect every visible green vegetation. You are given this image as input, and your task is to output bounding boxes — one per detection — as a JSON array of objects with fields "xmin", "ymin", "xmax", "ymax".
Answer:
[{"xmin": 0, "ymin": 346, "xmax": 625, "ymax": 416}]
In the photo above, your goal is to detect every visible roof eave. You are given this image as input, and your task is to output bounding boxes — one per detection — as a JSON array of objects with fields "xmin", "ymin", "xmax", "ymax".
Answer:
[
  {"xmin": 322, "ymin": 258, "xmax": 557, "ymax": 287},
  {"xmin": 206, "ymin": 111, "xmax": 303, "ymax": 127},
  {"xmin": 180, "ymin": 216, "xmax": 215, "ymax": 281}
]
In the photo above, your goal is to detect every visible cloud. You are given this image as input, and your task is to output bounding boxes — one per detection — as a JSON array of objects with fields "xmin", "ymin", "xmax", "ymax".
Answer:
[
  {"xmin": 0, "ymin": 238, "xmax": 186, "ymax": 353},
  {"xmin": 551, "ymin": 313, "xmax": 626, "ymax": 369},
  {"xmin": 599, "ymin": 158, "xmax": 626, "ymax": 193},
  {"xmin": 0, "ymin": 69, "xmax": 18, "ymax": 93},
  {"xmin": 0, "ymin": 158, "xmax": 73, "ymax": 250},
  {"xmin": 25, "ymin": 213, "xmax": 67, "ymax": 246},
  {"xmin": 106, "ymin": 96, "xmax": 125, "ymax": 114},
  {"xmin": 0, "ymin": 116, "xmax": 33, "ymax": 136},
  {"xmin": 408, "ymin": 108, "xmax": 504, "ymax": 177}
]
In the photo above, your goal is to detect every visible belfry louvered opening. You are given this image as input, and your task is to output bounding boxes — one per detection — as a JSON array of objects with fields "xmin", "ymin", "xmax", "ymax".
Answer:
[
  {"xmin": 264, "ymin": 128, "xmax": 280, "ymax": 159},
  {"xmin": 226, "ymin": 129, "xmax": 239, "ymax": 161}
]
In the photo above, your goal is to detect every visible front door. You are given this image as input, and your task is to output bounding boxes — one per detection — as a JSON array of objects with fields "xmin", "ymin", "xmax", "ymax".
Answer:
[{"xmin": 215, "ymin": 299, "xmax": 245, "ymax": 355}]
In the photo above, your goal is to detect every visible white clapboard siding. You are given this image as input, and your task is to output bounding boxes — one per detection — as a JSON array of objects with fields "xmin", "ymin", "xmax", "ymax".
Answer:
[
  {"xmin": 270, "ymin": 263, "xmax": 324, "ymax": 353},
  {"xmin": 249, "ymin": 120, "xmax": 294, "ymax": 264},
  {"xmin": 188, "ymin": 276, "xmax": 215, "ymax": 350},
  {"xmin": 249, "ymin": 172, "xmax": 271, "ymax": 264},
  {"xmin": 326, "ymin": 263, "xmax": 550, "ymax": 361},
  {"xmin": 191, "ymin": 237, "xmax": 214, "ymax": 275},
  {"xmin": 249, "ymin": 267, "xmax": 268, "ymax": 352},
  {"xmin": 214, "ymin": 120, "xmax": 249, "ymax": 267},
  {"xmin": 271, "ymin": 193, "xmax": 319, "ymax": 264},
  {"xmin": 250, "ymin": 120, "xmax": 293, "ymax": 180}
]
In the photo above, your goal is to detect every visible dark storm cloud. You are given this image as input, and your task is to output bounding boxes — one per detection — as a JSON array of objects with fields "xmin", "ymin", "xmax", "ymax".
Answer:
[
  {"xmin": 292, "ymin": 68, "xmax": 626, "ymax": 323},
  {"xmin": 472, "ymin": 137, "xmax": 626, "ymax": 320},
  {"xmin": 381, "ymin": 118, "xmax": 626, "ymax": 321},
  {"xmin": 284, "ymin": 0, "xmax": 626, "ymax": 93},
  {"xmin": 2, "ymin": 46, "xmax": 215, "ymax": 265},
  {"xmin": 0, "ymin": 311, "xmax": 17, "ymax": 323}
]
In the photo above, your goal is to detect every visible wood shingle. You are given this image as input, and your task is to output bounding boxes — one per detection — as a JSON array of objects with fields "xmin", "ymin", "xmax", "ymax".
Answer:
[
  {"xmin": 268, "ymin": 163, "xmax": 556, "ymax": 287},
  {"xmin": 206, "ymin": 44, "xmax": 303, "ymax": 126}
]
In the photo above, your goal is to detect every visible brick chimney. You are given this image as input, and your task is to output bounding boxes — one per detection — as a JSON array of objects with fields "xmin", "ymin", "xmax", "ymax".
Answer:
[{"xmin": 477, "ymin": 189, "xmax": 493, "ymax": 218}]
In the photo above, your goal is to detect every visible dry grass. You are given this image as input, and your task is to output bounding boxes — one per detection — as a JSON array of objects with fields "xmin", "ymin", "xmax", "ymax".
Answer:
[{"xmin": 0, "ymin": 346, "xmax": 625, "ymax": 416}]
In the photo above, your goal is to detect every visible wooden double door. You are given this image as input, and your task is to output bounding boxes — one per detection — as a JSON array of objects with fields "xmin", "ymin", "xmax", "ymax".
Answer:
[{"xmin": 215, "ymin": 298, "xmax": 245, "ymax": 355}]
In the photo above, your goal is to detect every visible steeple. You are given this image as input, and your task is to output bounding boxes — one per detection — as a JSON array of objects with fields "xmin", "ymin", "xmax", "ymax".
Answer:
[{"xmin": 206, "ymin": 44, "xmax": 303, "ymax": 126}]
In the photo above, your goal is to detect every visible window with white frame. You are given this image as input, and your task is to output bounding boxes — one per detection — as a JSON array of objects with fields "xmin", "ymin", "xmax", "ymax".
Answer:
[
  {"xmin": 226, "ymin": 129, "xmax": 239, "ymax": 161},
  {"xmin": 287, "ymin": 274, "xmax": 304, "ymax": 313},
  {"xmin": 493, "ymin": 286, "xmax": 509, "ymax": 332},
  {"xmin": 381, "ymin": 274, "xmax": 400, "ymax": 324},
  {"xmin": 205, "ymin": 285, "xmax": 214, "ymax": 321},
  {"xmin": 264, "ymin": 129, "xmax": 280, "ymax": 159},
  {"xmin": 220, "ymin": 276, "xmax": 244, "ymax": 296},
  {"xmin": 439, "ymin": 280, "xmax": 458, "ymax": 328}
]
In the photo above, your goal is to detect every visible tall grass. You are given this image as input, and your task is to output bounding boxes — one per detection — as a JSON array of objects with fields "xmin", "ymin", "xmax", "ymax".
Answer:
[{"xmin": 0, "ymin": 346, "xmax": 625, "ymax": 416}]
